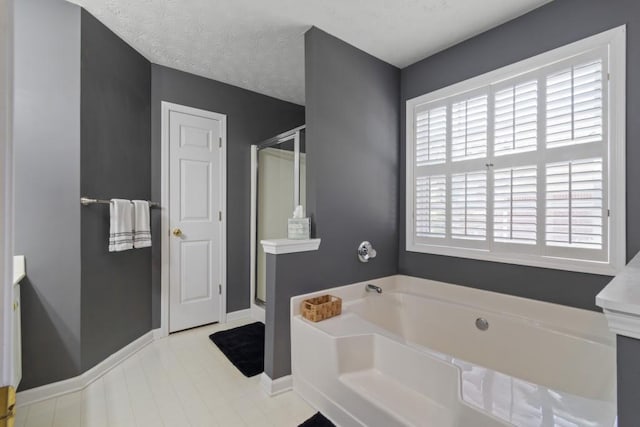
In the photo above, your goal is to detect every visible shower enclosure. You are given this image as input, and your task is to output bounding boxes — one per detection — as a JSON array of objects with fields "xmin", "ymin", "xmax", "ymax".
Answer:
[{"xmin": 250, "ymin": 126, "xmax": 306, "ymax": 320}]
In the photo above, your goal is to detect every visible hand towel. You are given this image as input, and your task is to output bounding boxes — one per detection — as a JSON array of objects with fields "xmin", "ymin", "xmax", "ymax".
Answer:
[
  {"xmin": 132, "ymin": 200, "xmax": 152, "ymax": 248},
  {"xmin": 109, "ymin": 199, "xmax": 134, "ymax": 252}
]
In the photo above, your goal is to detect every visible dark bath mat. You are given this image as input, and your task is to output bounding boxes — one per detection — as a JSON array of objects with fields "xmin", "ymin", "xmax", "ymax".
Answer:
[
  {"xmin": 299, "ymin": 412, "xmax": 336, "ymax": 427},
  {"xmin": 209, "ymin": 322, "xmax": 264, "ymax": 377}
]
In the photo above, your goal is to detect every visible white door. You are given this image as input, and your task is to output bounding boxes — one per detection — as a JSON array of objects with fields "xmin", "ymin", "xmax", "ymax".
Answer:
[{"xmin": 168, "ymin": 107, "xmax": 225, "ymax": 333}]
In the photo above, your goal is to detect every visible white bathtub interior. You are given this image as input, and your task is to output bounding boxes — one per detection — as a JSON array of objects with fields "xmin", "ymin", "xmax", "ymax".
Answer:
[{"xmin": 291, "ymin": 275, "xmax": 616, "ymax": 427}]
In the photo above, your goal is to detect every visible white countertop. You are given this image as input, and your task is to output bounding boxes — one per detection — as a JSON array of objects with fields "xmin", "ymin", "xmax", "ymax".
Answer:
[
  {"xmin": 260, "ymin": 238, "xmax": 321, "ymax": 255},
  {"xmin": 596, "ymin": 252, "xmax": 640, "ymax": 339},
  {"xmin": 13, "ymin": 255, "xmax": 25, "ymax": 285},
  {"xmin": 596, "ymin": 253, "xmax": 640, "ymax": 314}
]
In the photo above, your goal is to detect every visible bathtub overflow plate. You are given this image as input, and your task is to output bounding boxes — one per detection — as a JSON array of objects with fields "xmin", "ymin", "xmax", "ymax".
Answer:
[{"xmin": 475, "ymin": 317, "xmax": 489, "ymax": 331}]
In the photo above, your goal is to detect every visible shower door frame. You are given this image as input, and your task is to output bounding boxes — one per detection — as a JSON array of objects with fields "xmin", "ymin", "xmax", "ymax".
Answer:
[{"xmin": 250, "ymin": 125, "xmax": 305, "ymax": 322}]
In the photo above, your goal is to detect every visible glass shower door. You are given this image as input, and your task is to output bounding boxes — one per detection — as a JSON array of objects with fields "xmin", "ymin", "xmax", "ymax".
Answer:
[{"xmin": 255, "ymin": 128, "xmax": 306, "ymax": 304}]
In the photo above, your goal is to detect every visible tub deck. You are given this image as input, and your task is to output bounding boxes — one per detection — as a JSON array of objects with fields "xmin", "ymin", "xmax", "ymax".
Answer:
[{"xmin": 291, "ymin": 275, "xmax": 616, "ymax": 427}]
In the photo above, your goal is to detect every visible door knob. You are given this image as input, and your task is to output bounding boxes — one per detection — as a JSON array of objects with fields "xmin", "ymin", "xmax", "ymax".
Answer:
[{"xmin": 172, "ymin": 228, "xmax": 183, "ymax": 237}]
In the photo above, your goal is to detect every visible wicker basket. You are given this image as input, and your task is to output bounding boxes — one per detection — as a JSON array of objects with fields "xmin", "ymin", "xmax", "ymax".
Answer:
[{"xmin": 301, "ymin": 295, "xmax": 342, "ymax": 322}]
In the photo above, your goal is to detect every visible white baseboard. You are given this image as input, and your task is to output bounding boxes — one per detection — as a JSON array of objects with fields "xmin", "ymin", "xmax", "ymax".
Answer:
[
  {"xmin": 226, "ymin": 309, "xmax": 251, "ymax": 323},
  {"xmin": 17, "ymin": 309, "xmax": 253, "ymax": 408},
  {"xmin": 251, "ymin": 304, "xmax": 265, "ymax": 323},
  {"xmin": 260, "ymin": 373, "xmax": 292, "ymax": 396},
  {"xmin": 153, "ymin": 328, "xmax": 166, "ymax": 340},
  {"xmin": 16, "ymin": 328, "xmax": 161, "ymax": 407}
]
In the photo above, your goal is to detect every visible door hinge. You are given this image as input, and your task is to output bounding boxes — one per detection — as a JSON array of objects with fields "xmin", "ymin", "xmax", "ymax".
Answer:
[
  {"xmin": 608, "ymin": 209, "xmax": 611, "ymax": 217},
  {"xmin": 0, "ymin": 386, "xmax": 16, "ymax": 423},
  {"xmin": 218, "ymin": 284, "xmax": 222, "ymax": 295},
  {"xmin": 218, "ymin": 211, "xmax": 222, "ymax": 221},
  {"xmin": 219, "ymin": 137, "xmax": 222, "ymax": 148}
]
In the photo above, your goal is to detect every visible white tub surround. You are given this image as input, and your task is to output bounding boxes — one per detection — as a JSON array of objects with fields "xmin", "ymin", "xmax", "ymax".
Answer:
[
  {"xmin": 292, "ymin": 275, "xmax": 616, "ymax": 427},
  {"xmin": 597, "ymin": 252, "xmax": 640, "ymax": 340}
]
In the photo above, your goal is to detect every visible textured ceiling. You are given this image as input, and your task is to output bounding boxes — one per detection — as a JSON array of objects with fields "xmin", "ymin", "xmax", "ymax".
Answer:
[{"xmin": 67, "ymin": 0, "xmax": 551, "ymax": 105}]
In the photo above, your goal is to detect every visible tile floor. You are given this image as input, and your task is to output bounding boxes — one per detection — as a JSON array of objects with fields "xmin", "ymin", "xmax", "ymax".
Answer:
[{"xmin": 15, "ymin": 319, "xmax": 316, "ymax": 427}]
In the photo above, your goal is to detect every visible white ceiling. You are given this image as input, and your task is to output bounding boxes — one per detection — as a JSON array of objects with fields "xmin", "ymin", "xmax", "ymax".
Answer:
[{"xmin": 68, "ymin": 0, "xmax": 551, "ymax": 105}]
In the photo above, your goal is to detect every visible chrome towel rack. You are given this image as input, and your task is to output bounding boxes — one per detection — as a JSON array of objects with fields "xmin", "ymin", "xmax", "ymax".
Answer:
[{"xmin": 80, "ymin": 197, "xmax": 160, "ymax": 208}]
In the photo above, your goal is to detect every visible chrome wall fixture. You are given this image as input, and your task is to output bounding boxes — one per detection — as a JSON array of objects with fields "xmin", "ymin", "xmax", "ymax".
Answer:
[{"xmin": 357, "ymin": 241, "xmax": 377, "ymax": 263}]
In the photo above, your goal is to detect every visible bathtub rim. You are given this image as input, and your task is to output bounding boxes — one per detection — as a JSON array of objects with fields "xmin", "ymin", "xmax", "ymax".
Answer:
[{"xmin": 290, "ymin": 274, "xmax": 614, "ymax": 347}]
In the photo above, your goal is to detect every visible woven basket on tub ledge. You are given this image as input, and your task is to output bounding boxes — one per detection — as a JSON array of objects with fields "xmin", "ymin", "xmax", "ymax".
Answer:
[{"xmin": 301, "ymin": 295, "xmax": 342, "ymax": 322}]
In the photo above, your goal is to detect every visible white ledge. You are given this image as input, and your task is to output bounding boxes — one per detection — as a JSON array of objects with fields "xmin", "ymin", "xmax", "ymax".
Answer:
[
  {"xmin": 596, "ymin": 252, "xmax": 640, "ymax": 339},
  {"xmin": 13, "ymin": 255, "xmax": 25, "ymax": 286},
  {"xmin": 260, "ymin": 238, "xmax": 321, "ymax": 255}
]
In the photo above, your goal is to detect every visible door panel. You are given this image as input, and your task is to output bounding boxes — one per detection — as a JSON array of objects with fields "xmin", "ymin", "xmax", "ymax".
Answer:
[
  {"xmin": 180, "ymin": 241, "xmax": 211, "ymax": 302},
  {"xmin": 169, "ymin": 110, "xmax": 223, "ymax": 332},
  {"xmin": 180, "ymin": 159, "xmax": 211, "ymax": 221}
]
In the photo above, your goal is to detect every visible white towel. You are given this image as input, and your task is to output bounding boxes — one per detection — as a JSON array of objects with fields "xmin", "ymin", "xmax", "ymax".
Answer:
[
  {"xmin": 109, "ymin": 199, "xmax": 134, "ymax": 252},
  {"xmin": 132, "ymin": 200, "xmax": 152, "ymax": 248}
]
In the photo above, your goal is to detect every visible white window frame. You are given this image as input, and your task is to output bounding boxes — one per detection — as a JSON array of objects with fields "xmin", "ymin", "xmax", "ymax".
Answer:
[{"xmin": 406, "ymin": 26, "xmax": 626, "ymax": 276}]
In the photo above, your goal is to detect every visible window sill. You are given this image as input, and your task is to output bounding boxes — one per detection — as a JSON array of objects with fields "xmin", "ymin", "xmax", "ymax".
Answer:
[
  {"xmin": 406, "ymin": 242, "xmax": 619, "ymax": 276},
  {"xmin": 261, "ymin": 238, "xmax": 321, "ymax": 255}
]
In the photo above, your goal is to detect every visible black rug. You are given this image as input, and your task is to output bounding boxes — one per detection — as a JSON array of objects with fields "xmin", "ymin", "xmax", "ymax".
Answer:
[
  {"xmin": 209, "ymin": 322, "xmax": 264, "ymax": 377},
  {"xmin": 298, "ymin": 412, "xmax": 336, "ymax": 427}
]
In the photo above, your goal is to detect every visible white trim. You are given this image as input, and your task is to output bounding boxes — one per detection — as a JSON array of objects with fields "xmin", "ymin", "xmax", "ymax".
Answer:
[
  {"xmin": 13, "ymin": 255, "xmax": 24, "ymax": 285},
  {"xmin": 16, "ymin": 329, "xmax": 161, "ymax": 407},
  {"xmin": 160, "ymin": 101, "xmax": 228, "ymax": 336},
  {"xmin": 601, "ymin": 309, "xmax": 640, "ymax": 341},
  {"xmin": 251, "ymin": 304, "xmax": 265, "ymax": 323},
  {"xmin": 405, "ymin": 25, "xmax": 626, "ymax": 276},
  {"xmin": 152, "ymin": 328, "xmax": 165, "ymax": 341},
  {"xmin": 608, "ymin": 25, "xmax": 627, "ymax": 275},
  {"xmin": 260, "ymin": 239, "xmax": 321, "ymax": 255},
  {"xmin": 0, "ymin": 0, "xmax": 14, "ymax": 388},
  {"xmin": 403, "ymin": 245, "xmax": 618, "ymax": 276},
  {"xmin": 260, "ymin": 373, "xmax": 292, "ymax": 396},
  {"xmin": 225, "ymin": 309, "xmax": 252, "ymax": 322}
]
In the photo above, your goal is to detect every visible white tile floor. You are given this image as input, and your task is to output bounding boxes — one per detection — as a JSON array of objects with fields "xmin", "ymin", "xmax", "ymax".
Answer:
[{"xmin": 15, "ymin": 319, "xmax": 317, "ymax": 427}]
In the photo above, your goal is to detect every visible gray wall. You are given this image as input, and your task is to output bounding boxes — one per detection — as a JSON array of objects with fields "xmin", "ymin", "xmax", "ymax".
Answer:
[
  {"xmin": 150, "ymin": 65, "xmax": 305, "ymax": 325},
  {"xmin": 14, "ymin": 0, "xmax": 82, "ymax": 390},
  {"xmin": 617, "ymin": 335, "xmax": 640, "ymax": 424},
  {"xmin": 264, "ymin": 27, "xmax": 400, "ymax": 379},
  {"xmin": 399, "ymin": 0, "xmax": 640, "ymax": 312},
  {"xmin": 80, "ymin": 10, "xmax": 152, "ymax": 371}
]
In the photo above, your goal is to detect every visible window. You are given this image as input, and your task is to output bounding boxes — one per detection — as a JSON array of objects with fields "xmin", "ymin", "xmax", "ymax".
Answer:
[{"xmin": 406, "ymin": 26, "xmax": 626, "ymax": 275}]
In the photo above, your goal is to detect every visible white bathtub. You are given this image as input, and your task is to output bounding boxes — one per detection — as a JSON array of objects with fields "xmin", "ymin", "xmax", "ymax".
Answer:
[{"xmin": 291, "ymin": 275, "xmax": 616, "ymax": 427}]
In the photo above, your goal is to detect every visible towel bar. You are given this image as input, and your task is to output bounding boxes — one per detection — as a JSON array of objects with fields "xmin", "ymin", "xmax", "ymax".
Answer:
[{"xmin": 81, "ymin": 197, "xmax": 160, "ymax": 208}]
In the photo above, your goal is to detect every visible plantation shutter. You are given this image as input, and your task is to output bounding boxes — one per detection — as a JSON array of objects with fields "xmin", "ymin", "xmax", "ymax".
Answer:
[
  {"xmin": 546, "ymin": 60, "xmax": 603, "ymax": 148},
  {"xmin": 415, "ymin": 175, "xmax": 446, "ymax": 238},
  {"xmin": 545, "ymin": 158, "xmax": 604, "ymax": 250},
  {"xmin": 415, "ymin": 106, "xmax": 447, "ymax": 166},
  {"xmin": 494, "ymin": 80, "xmax": 538, "ymax": 156},
  {"xmin": 451, "ymin": 95, "xmax": 488, "ymax": 161},
  {"xmin": 451, "ymin": 171, "xmax": 487, "ymax": 241},
  {"xmin": 493, "ymin": 165, "xmax": 537, "ymax": 245},
  {"xmin": 408, "ymin": 43, "xmax": 613, "ymax": 270}
]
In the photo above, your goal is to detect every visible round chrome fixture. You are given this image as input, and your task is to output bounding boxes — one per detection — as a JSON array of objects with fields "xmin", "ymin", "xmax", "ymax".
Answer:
[{"xmin": 475, "ymin": 317, "xmax": 489, "ymax": 331}]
